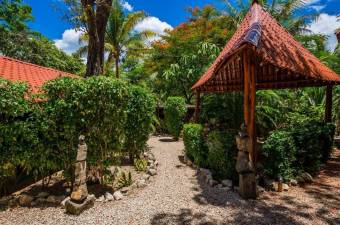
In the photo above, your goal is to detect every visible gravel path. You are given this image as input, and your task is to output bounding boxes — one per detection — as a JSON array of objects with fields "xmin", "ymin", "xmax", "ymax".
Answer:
[{"xmin": 0, "ymin": 136, "xmax": 339, "ymax": 225}]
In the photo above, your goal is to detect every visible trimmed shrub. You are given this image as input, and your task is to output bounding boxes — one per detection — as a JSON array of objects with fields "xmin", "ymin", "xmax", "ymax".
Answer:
[
  {"xmin": 124, "ymin": 85, "xmax": 156, "ymax": 159},
  {"xmin": 206, "ymin": 131, "xmax": 238, "ymax": 181},
  {"xmin": 183, "ymin": 124, "xmax": 207, "ymax": 167},
  {"xmin": 164, "ymin": 97, "xmax": 186, "ymax": 140},
  {"xmin": 262, "ymin": 130, "xmax": 297, "ymax": 181}
]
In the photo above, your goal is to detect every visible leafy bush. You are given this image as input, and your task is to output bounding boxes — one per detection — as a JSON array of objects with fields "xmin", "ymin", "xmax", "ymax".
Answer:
[
  {"xmin": 124, "ymin": 85, "xmax": 156, "ymax": 159},
  {"xmin": 164, "ymin": 97, "xmax": 187, "ymax": 140},
  {"xmin": 262, "ymin": 120, "xmax": 335, "ymax": 180},
  {"xmin": 134, "ymin": 159, "xmax": 148, "ymax": 172},
  {"xmin": 262, "ymin": 130, "xmax": 297, "ymax": 181},
  {"xmin": 183, "ymin": 124, "xmax": 207, "ymax": 167},
  {"xmin": 206, "ymin": 131, "xmax": 238, "ymax": 181},
  {"xmin": 289, "ymin": 120, "xmax": 335, "ymax": 174}
]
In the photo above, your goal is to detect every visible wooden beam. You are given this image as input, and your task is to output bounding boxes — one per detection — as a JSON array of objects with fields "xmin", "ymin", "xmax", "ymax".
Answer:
[
  {"xmin": 195, "ymin": 90, "xmax": 201, "ymax": 123},
  {"xmin": 325, "ymin": 85, "xmax": 333, "ymax": 123},
  {"xmin": 243, "ymin": 48, "xmax": 256, "ymax": 163}
]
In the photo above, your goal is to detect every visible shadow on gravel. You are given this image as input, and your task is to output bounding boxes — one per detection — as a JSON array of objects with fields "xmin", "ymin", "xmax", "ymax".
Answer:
[
  {"xmin": 150, "ymin": 208, "xmax": 225, "ymax": 225},
  {"xmin": 159, "ymin": 137, "xmax": 176, "ymax": 142}
]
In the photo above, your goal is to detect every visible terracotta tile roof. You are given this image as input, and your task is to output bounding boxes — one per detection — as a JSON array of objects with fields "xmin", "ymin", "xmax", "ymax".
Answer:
[
  {"xmin": 192, "ymin": 3, "xmax": 340, "ymax": 91},
  {"xmin": 0, "ymin": 56, "xmax": 79, "ymax": 93}
]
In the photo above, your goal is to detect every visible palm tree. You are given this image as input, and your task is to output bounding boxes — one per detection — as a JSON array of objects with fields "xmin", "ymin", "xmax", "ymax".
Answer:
[
  {"xmin": 223, "ymin": 0, "xmax": 318, "ymax": 35},
  {"xmin": 77, "ymin": 0, "xmax": 154, "ymax": 77}
]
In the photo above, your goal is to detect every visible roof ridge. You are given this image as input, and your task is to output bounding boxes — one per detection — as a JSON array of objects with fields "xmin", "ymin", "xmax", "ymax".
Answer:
[{"xmin": 0, "ymin": 56, "xmax": 75, "ymax": 75}]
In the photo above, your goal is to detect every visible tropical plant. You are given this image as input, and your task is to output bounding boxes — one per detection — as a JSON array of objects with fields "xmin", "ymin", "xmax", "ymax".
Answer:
[
  {"xmin": 134, "ymin": 159, "xmax": 148, "ymax": 172},
  {"xmin": 164, "ymin": 97, "xmax": 187, "ymax": 140},
  {"xmin": 117, "ymin": 171, "xmax": 133, "ymax": 188},
  {"xmin": 223, "ymin": 0, "xmax": 318, "ymax": 35}
]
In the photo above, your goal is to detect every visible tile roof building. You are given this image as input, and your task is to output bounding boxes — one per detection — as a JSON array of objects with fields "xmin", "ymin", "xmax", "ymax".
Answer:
[{"xmin": 0, "ymin": 56, "xmax": 78, "ymax": 93}]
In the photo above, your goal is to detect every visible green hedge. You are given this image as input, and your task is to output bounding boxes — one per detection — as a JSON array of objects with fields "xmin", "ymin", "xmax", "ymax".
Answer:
[
  {"xmin": 183, "ymin": 123, "xmax": 237, "ymax": 181},
  {"xmin": 183, "ymin": 124, "xmax": 207, "ymax": 167},
  {"xmin": 164, "ymin": 97, "xmax": 186, "ymax": 140},
  {"xmin": 124, "ymin": 85, "xmax": 156, "ymax": 159},
  {"xmin": 262, "ymin": 120, "xmax": 335, "ymax": 181},
  {"xmin": 0, "ymin": 77, "xmax": 156, "ymax": 195},
  {"xmin": 206, "ymin": 131, "xmax": 238, "ymax": 181}
]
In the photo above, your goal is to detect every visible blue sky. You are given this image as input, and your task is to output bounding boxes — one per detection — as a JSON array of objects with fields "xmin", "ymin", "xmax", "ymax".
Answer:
[{"xmin": 23, "ymin": 0, "xmax": 340, "ymax": 53}]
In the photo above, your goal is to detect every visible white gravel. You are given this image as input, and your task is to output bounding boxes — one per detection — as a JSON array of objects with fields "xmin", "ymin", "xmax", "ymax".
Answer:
[{"xmin": 0, "ymin": 136, "xmax": 339, "ymax": 225}]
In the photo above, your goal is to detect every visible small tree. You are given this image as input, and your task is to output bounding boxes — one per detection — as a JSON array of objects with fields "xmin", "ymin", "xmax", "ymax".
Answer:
[{"xmin": 164, "ymin": 97, "xmax": 187, "ymax": 141}]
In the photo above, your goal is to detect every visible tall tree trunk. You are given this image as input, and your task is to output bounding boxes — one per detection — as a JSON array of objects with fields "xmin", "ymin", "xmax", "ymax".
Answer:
[
  {"xmin": 81, "ymin": 0, "xmax": 113, "ymax": 77},
  {"xmin": 115, "ymin": 54, "xmax": 119, "ymax": 78}
]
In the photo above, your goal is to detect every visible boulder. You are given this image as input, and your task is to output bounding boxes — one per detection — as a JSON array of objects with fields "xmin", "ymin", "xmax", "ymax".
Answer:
[
  {"xmin": 147, "ymin": 153, "xmax": 155, "ymax": 161},
  {"xmin": 60, "ymin": 197, "xmax": 70, "ymax": 208},
  {"xmin": 46, "ymin": 195, "xmax": 60, "ymax": 204},
  {"xmin": 148, "ymin": 168, "xmax": 157, "ymax": 176},
  {"xmin": 208, "ymin": 179, "xmax": 218, "ymax": 187},
  {"xmin": 113, "ymin": 191, "xmax": 123, "ymax": 200},
  {"xmin": 154, "ymin": 161, "xmax": 159, "ymax": 166},
  {"xmin": 65, "ymin": 195, "xmax": 95, "ymax": 215},
  {"xmin": 0, "ymin": 196, "xmax": 11, "ymax": 206},
  {"xmin": 142, "ymin": 174, "xmax": 150, "ymax": 181},
  {"xmin": 221, "ymin": 179, "xmax": 233, "ymax": 188},
  {"xmin": 257, "ymin": 185, "xmax": 265, "ymax": 194},
  {"xmin": 282, "ymin": 183, "xmax": 289, "ymax": 191},
  {"xmin": 18, "ymin": 194, "xmax": 34, "ymax": 207},
  {"xmin": 216, "ymin": 184, "xmax": 223, "ymax": 189},
  {"xmin": 36, "ymin": 192, "xmax": 49, "ymax": 199},
  {"xmin": 137, "ymin": 179, "xmax": 147, "ymax": 188},
  {"xmin": 290, "ymin": 179, "xmax": 298, "ymax": 186},
  {"xmin": 104, "ymin": 192, "xmax": 114, "ymax": 201},
  {"xmin": 301, "ymin": 172, "xmax": 313, "ymax": 183},
  {"xmin": 36, "ymin": 197, "xmax": 47, "ymax": 204},
  {"xmin": 96, "ymin": 195, "xmax": 105, "ymax": 202}
]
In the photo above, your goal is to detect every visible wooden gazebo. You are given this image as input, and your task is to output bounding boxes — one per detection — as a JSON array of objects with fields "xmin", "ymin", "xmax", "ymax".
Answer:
[{"xmin": 192, "ymin": 2, "xmax": 340, "ymax": 163}]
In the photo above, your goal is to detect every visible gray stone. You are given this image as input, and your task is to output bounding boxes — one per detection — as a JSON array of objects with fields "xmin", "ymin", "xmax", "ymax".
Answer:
[
  {"xmin": 46, "ymin": 195, "xmax": 60, "ymax": 204},
  {"xmin": 65, "ymin": 195, "xmax": 95, "ymax": 215},
  {"xmin": 290, "ymin": 179, "xmax": 298, "ymax": 186},
  {"xmin": 257, "ymin": 185, "xmax": 265, "ymax": 194},
  {"xmin": 221, "ymin": 179, "xmax": 233, "ymax": 187},
  {"xmin": 147, "ymin": 153, "xmax": 155, "ymax": 161},
  {"xmin": 296, "ymin": 175, "xmax": 305, "ymax": 184},
  {"xmin": 96, "ymin": 195, "xmax": 105, "ymax": 202},
  {"xmin": 60, "ymin": 197, "xmax": 70, "ymax": 208},
  {"xmin": 301, "ymin": 172, "xmax": 313, "ymax": 183},
  {"xmin": 113, "ymin": 191, "xmax": 123, "ymax": 200},
  {"xmin": 186, "ymin": 160, "xmax": 193, "ymax": 166},
  {"xmin": 105, "ymin": 192, "xmax": 114, "ymax": 201},
  {"xmin": 283, "ymin": 183, "xmax": 289, "ymax": 191},
  {"xmin": 142, "ymin": 174, "xmax": 150, "ymax": 181},
  {"xmin": 36, "ymin": 192, "xmax": 49, "ymax": 199},
  {"xmin": 137, "ymin": 179, "xmax": 147, "ymax": 188},
  {"xmin": 154, "ymin": 161, "xmax": 159, "ymax": 166},
  {"xmin": 217, "ymin": 184, "xmax": 223, "ymax": 189},
  {"xmin": 36, "ymin": 197, "xmax": 47, "ymax": 204},
  {"xmin": 148, "ymin": 168, "xmax": 157, "ymax": 176},
  {"xmin": 130, "ymin": 183, "xmax": 138, "ymax": 190},
  {"xmin": 148, "ymin": 160, "xmax": 154, "ymax": 165},
  {"xmin": 208, "ymin": 179, "xmax": 218, "ymax": 187},
  {"xmin": 0, "ymin": 196, "xmax": 11, "ymax": 205},
  {"xmin": 18, "ymin": 194, "xmax": 34, "ymax": 207}
]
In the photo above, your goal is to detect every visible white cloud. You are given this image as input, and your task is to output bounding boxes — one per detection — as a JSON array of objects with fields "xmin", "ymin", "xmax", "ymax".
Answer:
[
  {"xmin": 122, "ymin": 1, "xmax": 133, "ymax": 11},
  {"xmin": 54, "ymin": 29, "xmax": 84, "ymax": 54},
  {"xmin": 135, "ymin": 16, "xmax": 173, "ymax": 35},
  {"xmin": 310, "ymin": 4, "xmax": 326, "ymax": 11},
  {"xmin": 305, "ymin": 0, "xmax": 321, "ymax": 5},
  {"xmin": 307, "ymin": 13, "xmax": 340, "ymax": 51}
]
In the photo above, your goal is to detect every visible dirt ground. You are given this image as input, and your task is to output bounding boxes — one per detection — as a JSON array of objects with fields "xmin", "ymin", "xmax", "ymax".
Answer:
[{"xmin": 0, "ymin": 136, "xmax": 339, "ymax": 225}]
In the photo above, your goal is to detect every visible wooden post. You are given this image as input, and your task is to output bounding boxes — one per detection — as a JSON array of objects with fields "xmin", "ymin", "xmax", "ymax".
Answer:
[
  {"xmin": 243, "ymin": 49, "xmax": 256, "ymax": 163},
  {"xmin": 325, "ymin": 85, "xmax": 333, "ymax": 123},
  {"xmin": 195, "ymin": 90, "xmax": 201, "ymax": 123}
]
